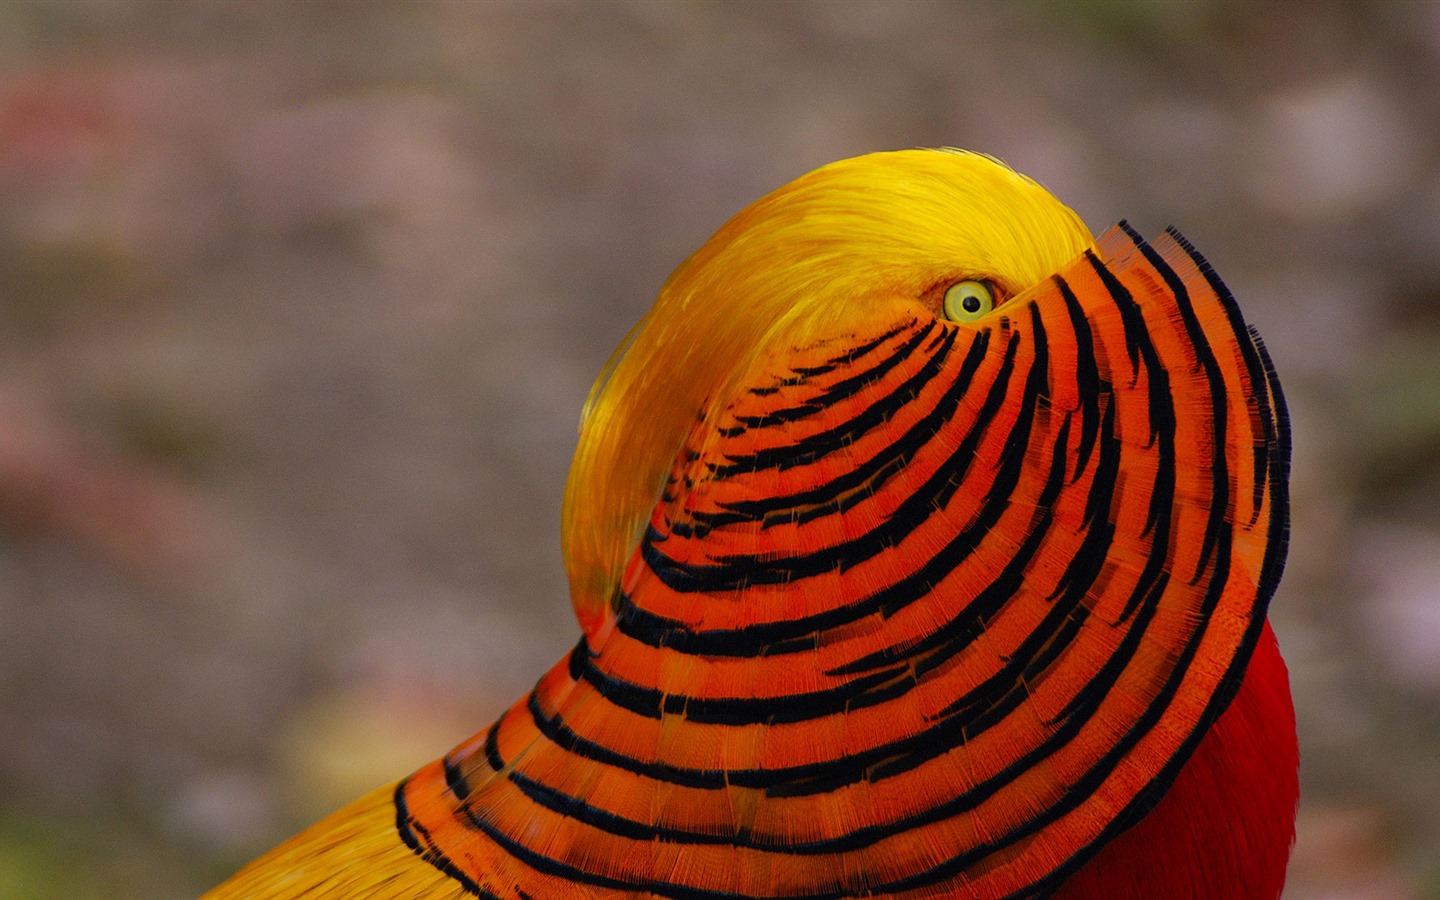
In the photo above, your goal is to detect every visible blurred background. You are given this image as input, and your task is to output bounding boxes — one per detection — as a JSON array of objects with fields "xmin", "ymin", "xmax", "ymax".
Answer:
[{"xmin": 0, "ymin": 2, "xmax": 1436, "ymax": 897}]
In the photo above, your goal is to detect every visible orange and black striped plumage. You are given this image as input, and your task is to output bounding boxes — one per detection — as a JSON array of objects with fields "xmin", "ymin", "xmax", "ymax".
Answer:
[{"xmin": 210, "ymin": 150, "xmax": 1296, "ymax": 899}]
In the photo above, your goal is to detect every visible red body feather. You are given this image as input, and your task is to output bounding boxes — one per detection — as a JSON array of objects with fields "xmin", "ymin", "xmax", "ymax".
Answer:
[{"xmin": 1057, "ymin": 622, "xmax": 1298, "ymax": 898}]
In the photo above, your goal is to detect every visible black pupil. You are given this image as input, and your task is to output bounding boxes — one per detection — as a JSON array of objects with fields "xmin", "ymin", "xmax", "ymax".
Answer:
[{"xmin": 961, "ymin": 294, "xmax": 982, "ymax": 313}]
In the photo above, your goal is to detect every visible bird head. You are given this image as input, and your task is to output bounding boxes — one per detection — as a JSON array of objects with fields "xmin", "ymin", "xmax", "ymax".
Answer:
[{"xmin": 562, "ymin": 149, "xmax": 1094, "ymax": 634}]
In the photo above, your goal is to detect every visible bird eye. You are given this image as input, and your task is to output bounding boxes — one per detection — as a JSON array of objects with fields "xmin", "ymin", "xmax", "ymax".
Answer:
[{"xmin": 942, "ymin": 280, "xmax": 995, "ymax": 322}]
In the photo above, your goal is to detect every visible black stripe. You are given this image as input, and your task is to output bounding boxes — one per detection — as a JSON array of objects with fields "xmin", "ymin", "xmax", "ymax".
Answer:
[
  {"xmin": 1054, "ymin": 275, "xmax": 1102, "ymax": 483},
  {"xmin": 672, "ymin": 435, "xmax": 912, "ymax": 540},
  {"xmin": 451, "ymin": 797, "xmax": 852, "ymax": 900},
  {"xmin": 789, "ymin": 362, "xmax": 840, "ymax": 378},
  {"xmin": 1102, "ymin": 222, "xmax": 1144, "ymax": 374},
  {"xmin": 507, "ymin": 767, "xmax": 748, "ymax": 846},
  {"xmin": 824, "ymin": 320, "xmax": 916, "ymax": 366},
  {"xmin": 570, "ymin": 639, "xmax": 913, "ymax": 725},
  {"xmin": 484, "ymin": 722, "xmax": 503, "ymax": 772},
  {"xmin": 443, "ymin": 754, "xmax": 470, "ymax": 799},
  {"xmin": 727, "ymin": 320, "xmax": 935, "ymax": 432},
  {"xmin": 1252, "ymin": 327, "xmax": 1291, "ymax": 603}
]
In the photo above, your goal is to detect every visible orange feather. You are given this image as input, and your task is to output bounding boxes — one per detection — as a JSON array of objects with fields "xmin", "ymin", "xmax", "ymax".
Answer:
[{"xmin": 207, "ymin": 149, "xmax": 1296, "ymax": 898}]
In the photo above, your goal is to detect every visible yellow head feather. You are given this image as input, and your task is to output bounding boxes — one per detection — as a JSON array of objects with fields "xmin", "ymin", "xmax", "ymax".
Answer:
[{"xmin": 561, "ymin": 149, "xmax": 1094, "ymax": 632}]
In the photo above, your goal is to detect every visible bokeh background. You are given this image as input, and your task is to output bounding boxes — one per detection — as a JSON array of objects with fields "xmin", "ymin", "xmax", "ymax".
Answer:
[{"xmin": 0, "ymin": 2, "xmax": 1437, "ymax": 897}]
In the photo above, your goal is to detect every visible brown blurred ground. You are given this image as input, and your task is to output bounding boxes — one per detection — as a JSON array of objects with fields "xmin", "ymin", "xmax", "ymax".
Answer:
[{"xmin": 0, "ymin": 2, "xmax": 1436, "ymax": 898}]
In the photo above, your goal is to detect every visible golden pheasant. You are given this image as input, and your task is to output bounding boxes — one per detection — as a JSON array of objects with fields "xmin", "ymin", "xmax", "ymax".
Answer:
[{"xmin": 208, "ymin": 149, "xmax": 1297, "ymax": 898}]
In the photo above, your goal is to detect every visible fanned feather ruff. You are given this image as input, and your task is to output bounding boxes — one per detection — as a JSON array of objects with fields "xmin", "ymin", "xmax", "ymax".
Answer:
[{"xmin": 207, "ymin": 149, "xmax": 1295, "ymax": 899}]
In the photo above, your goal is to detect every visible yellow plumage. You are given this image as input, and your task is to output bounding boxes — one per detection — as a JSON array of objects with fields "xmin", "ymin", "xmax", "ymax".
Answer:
[{"xmin": 205, "ymin": 785, "xmax": 459, "ymax": 898}]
